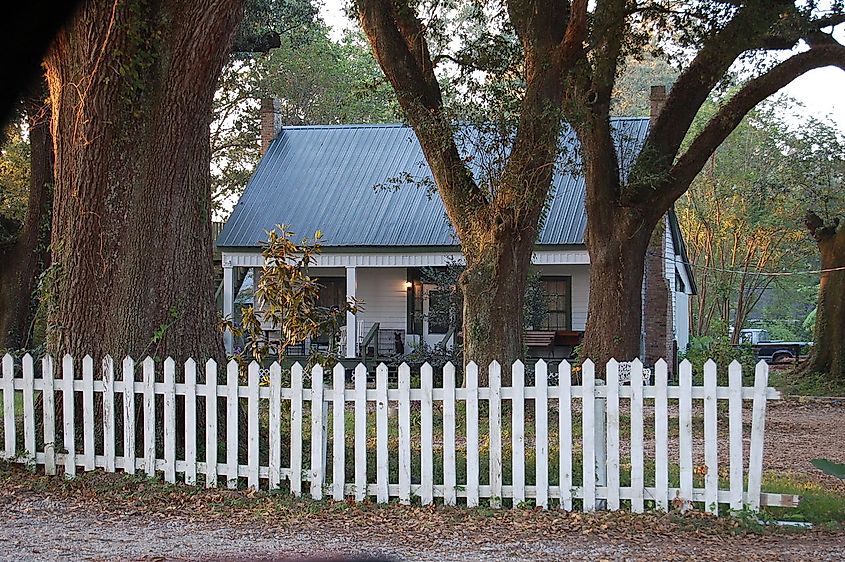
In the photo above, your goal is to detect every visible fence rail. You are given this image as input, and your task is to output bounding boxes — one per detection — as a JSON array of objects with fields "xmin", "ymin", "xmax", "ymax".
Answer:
[{"xmin": 1, "ymin": 354, "xmax": 788, "ymax": 513}]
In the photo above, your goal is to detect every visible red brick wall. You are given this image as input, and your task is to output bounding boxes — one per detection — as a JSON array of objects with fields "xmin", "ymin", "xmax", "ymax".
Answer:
[{"xmin": 260, "ymin": 98, "xmax": 280, "ymax": 155}]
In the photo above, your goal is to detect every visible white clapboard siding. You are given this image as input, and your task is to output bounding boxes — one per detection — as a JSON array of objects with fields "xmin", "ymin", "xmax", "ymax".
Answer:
[{"xmin": 0, "ymin": 354, "xmax": 784, "ymax": 516}]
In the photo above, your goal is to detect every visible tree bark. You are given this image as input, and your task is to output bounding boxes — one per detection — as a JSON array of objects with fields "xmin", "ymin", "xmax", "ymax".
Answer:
[
  {"xmin": 0, "ymin": 87, "xmax": 53, "ymax": 350},
  {"xmin": 460, "ymin": 225, "xmax": 536, "ymax": 381},
  {"xmin": 580, "ymin": 203, "xmax": 653, "ymax": 366},
  {"xmin": 800, "ymin": 212, "xmax": 845, "ymax": 382},
  {"xmin": 44, "ymin": 0, "xmax": 243, "ymax": 362}
]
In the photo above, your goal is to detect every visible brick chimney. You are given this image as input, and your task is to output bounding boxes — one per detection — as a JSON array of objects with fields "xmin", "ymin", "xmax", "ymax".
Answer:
[
  {"xmin": 642, "ymin": 84, "xmax": 675, "ymax": 375},
  {"xmin": 260, "ymin": 97, "xmax": 281, "ymax": 155},
  {"xmin": 650, "ymin": 85, "xmax": 666, "ymax": 121}
]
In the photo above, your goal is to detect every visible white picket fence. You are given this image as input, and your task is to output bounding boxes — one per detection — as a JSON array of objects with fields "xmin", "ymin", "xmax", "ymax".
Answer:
[{"xmin": 1, "ymin": 354, "xmax": 791, "ymax": 513}]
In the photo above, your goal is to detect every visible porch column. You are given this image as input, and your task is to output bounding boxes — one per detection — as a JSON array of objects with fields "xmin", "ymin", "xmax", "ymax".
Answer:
[
  {"xmin": 345, "ymin": 266, "xmax": 357, "ymax": 358},
  {"xmin": 223, "ymin": 258, "xmax": 234, "ymax": 354}
]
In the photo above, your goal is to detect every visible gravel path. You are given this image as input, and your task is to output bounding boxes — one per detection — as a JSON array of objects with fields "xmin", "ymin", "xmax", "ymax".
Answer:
[{"xmin": 2, "ymin": 492, "xmax": 844, "ymax": 561}]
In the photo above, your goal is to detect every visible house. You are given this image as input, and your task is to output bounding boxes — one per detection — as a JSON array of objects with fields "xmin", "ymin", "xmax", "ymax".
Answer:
[{"xmin": 216, "ymin": 94, "xmax": 696, "ymax": 367}]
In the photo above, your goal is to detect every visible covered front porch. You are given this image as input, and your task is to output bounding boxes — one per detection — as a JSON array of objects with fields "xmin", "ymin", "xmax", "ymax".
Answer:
[{"xmin": 220, "ymin": 248, "xmax": 591, "ymax": 361}]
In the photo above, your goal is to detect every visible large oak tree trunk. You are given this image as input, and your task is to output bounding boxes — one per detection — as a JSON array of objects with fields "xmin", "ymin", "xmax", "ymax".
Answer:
[
  {"xmin": 580, "ymin": 202, "xmax": 653, "ymax": 367},
  {"xmin": 0, "ymin": 90, "xmax": 53, "ymax": 350},
  {"xmin": 460, "ymin": 227, "xmax": 535, "ymax": 382},
  {"xmin": 801, "ymin": 213, "xmax": 845, "ymax": 382},
  {"xmin": 44, "ymin": 0, "xmax": 243, "ymax": 362}
]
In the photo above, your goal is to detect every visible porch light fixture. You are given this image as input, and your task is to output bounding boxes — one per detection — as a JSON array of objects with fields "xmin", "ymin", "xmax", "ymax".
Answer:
[{"xmin": 403, "ymin": 281, "xmax": 413, "ymax": 289}]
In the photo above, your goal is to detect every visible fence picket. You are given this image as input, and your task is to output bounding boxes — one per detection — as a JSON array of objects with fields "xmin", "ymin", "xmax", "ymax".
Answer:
[
  {"xmin": 143, "ymin": 357, "xmax": 156, "ymax": 477},
  {"xmin": 605, "ymin": 359, "xmax": 620, "ymax": 511},
  {"xmin": 82, "ymin": 355, "xmax": 95, "ymax": 471},
  {"xmin": 375, "ymin": 363, "xmax": 388, "ymax": 503},
  {"xmin": 247, "ymin": 362, "xmax": 260, "ymax": 490},
  {"xmin": 420, "ymin": 363, "xmax": 434, "ymax": 505},
  {"xmin": 728, "ymin": 360, "xmax": 744, "ymax": 511},
  {"xmin": 310, "ymin": 364, "xmax": 325, "ymax": 500},
  {"xmin": 268, "ymin": 362, "xmax": 281, "ymax": 491},
  {"xmin": 204, "ymin": 359, "xmax": 218, "ymax": 488},
  {"xmin": 654, "ymin": 359, "xmax": 669, "ymax": 512},
  {"xmin": 62, "ymin": 355, "xmax": 75, "ymax": 477},
  {"xmin": 679, "ymin": 360, "xmax": 694, "ymax": 511},
  {"xmin": 22, "ymin": 354, "xmax": 35, "ymax": 459},
  {"xmin": 488, "ymin": 361, "xmax": 502, "ymax": 509},
  {"xmin": 164, "ymin": 358, "xmax": 176, "ymax": 483},
  {"xmin": 443, "ymin": 362, "xmax": 457, "ymax": 506},
  {"xmin": 226, "ymin": 360, "xmax": 239, "ymax": 489},
  {"xmin": 466, "ymin": 362, "xmax": 480, "ymax": 508},
  {"xmin": 290, "ymin": 363, "xmax": 303, "ymax": 497},
  {"xmin": 398, "ymin": 363, "xmax": 411, "ymax": 505},
  {"xmin": 184, "ymin": 359, "xmax": 197, "ymax": 485},
  {"xmin": 559, "ymin": 361, "xmax": 572, "ymax": 511},
  {"xmin": 748, "ymin": 361, "xmax": 769, "ymax": 511},
  {"xmin": 630, "ymin": 359, "xmax": 645, "ymax": 513},
  {"xmin": 42, "ymin": 356, "xmax": 56, "ymax": 475},
  {"xmin": 535, "ymin": 360, "xmax": 549, "ymax": 510},
  {"xmin": 122, "ymin": 357, "xmax": 136, "ymax": 476},
  {"xmin": 512, "ymin": 360, "xmax": 526, "ymax": 507},
  {"xmin": 1, "ymin": 355, "xmax": 13, "ymax": 460},
  {"xmin": 333, "ymin": 363, "xmax": 346, "ymax": 501},
  {"xmin": 703, "ymin": 359, "xmax": 719, "ymax": 514},
  {"xmin": 581, "ymin": 360, "xmax": 596, "ymax": 512},
  {"xmin": 353, "ymin": 364, "xmax": 367, "ymax": 502},
  {"xmin": 102, "ymin": 356, "xmax": 115, "ymax": 473}
]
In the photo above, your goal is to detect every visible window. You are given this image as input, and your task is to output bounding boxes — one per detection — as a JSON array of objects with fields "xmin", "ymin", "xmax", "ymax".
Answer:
[
  {"xmin": 541, "ymin": 277, "xmax": 572, "ymax": 330},
  {"xmin": 428, "ymin": 289, "xmax": 451, "ymax": 334},
  {"xmin": 316, "ymin": 278, "xmax": 345, "ymax": 324}
]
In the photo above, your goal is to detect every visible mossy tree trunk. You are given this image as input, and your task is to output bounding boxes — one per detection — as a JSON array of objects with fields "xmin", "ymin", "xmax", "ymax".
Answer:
[
  {"xmin": 44, "ymin": 0, "xmax": 244, "ymax": 362},
  {"xmin": 800, "ymin": 212, "xmax": 845, "ymax": 382}
]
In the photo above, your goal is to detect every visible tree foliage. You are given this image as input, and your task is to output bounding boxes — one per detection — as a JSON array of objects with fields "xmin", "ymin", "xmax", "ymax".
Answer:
[{"xmin": 212, "ymin": 25, "xmax": 399, "ymax": 215}]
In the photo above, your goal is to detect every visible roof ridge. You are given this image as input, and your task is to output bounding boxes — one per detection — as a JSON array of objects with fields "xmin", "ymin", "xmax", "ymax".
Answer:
[{"xmin": 279, "ymin": 117, "xmax": 650, "ymax": 131}]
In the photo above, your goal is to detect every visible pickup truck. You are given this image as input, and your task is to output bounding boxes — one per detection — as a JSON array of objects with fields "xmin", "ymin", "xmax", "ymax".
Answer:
[{"xmin": 738, "ymin": 329, "xmax": 812, "ymax": 364}]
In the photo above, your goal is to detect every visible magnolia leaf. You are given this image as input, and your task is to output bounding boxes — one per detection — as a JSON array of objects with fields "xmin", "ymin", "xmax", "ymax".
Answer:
[{"xmin": 811, "ymin": 458, "xmax": 845, "ymax": 480}]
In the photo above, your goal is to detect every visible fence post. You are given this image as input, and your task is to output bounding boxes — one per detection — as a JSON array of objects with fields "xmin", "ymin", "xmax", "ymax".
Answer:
[
  {"xmin": 582, "ymin": 360, "xmax": 596, "ymax": 512},
  {"xmin": 1, "ymin": 354, "xmax": 13, "ymax": 461},
  {"xmin": 310, "ymin": 364, "xmax": 325, "ymax": 500},
  {"xmin": 747, "ymin": 361, "xmax": 769, "ymax": 511},
  {"xmin": 605, "ymin": 359, "xmax": 620, "ymax": 511},
  {"xmin": 559, "ymin": 360, "xmax": 573, "ymax": 511},
  {"xmin": 42, "ymin": 356, "xmax": 56, "ymax": 475}
]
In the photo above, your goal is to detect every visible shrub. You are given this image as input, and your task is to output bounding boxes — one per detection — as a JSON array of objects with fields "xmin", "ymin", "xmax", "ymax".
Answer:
[{"xmin": 680, "ymin": 335, "xmax": 757, "ymax": 385}]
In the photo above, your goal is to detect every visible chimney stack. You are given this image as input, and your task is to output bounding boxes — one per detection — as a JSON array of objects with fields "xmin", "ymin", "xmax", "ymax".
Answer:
[
  {"xmin": 260, "ymin": 97, "xmax": 282, "ymax": 155},
  {"xmin": 650, "ymin": 85, "xmax": 666, "ymax": 122}
]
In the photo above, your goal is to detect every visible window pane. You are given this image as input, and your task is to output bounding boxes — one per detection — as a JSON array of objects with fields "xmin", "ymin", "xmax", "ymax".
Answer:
[{"xmin": 428, "ymin": 290, "xmax": 450, "ymax": 334}]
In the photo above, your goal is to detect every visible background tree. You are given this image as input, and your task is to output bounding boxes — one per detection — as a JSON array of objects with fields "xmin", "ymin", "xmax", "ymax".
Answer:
[
  {"xmin": 211, "ymin": 25, "xmax": 398, "ymax": 215},
  {"xmin": 44, "ymin": 0, "xmax": 246, "ymax": 361},
  {"xmin": 354, "ymin": 0, "xmax": 845, "ymax": 371},
  {"xmin": 789, "ymin": 120, "xmax": 845, "ymax": 381},
  {"xmin": 0, "ymin": 85, "xmax": 53, "ymax": 351},
  {"xmin": 678, "ymin": 99, "xmax": 815, "ymax": 342}
]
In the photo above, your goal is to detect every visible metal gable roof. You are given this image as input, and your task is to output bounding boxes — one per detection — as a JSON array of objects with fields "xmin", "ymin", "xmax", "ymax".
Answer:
[{"xmin": 216, "ymin": 119, "xmax": 650, "ymax": 249}]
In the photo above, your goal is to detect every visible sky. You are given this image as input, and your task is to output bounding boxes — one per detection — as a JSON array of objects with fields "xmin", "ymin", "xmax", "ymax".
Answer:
[{"xmin": 319, "ymin": 2, "xmax": 845, "ymax": 129}]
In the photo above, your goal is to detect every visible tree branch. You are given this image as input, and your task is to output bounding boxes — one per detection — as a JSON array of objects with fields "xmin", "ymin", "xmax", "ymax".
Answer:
[{"xmin": 662, "ymin": 43, "xmax": 845, "ymax": 212}]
